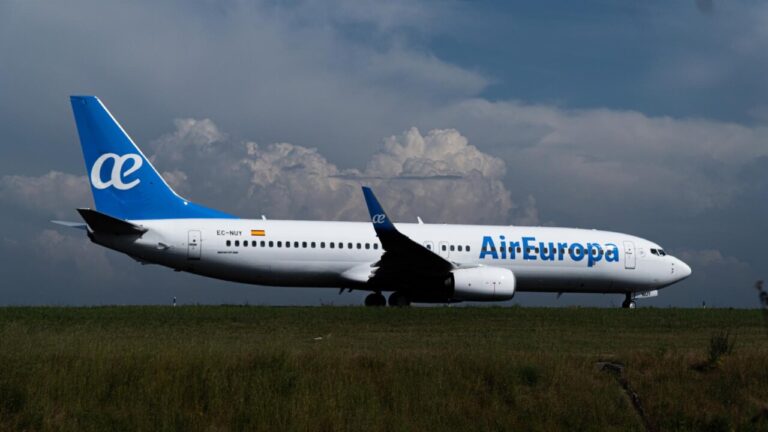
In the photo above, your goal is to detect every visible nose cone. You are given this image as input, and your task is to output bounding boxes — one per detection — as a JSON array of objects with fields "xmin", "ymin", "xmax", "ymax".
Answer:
[{"xmin": 676, "ymin": 258, "xmax": 692, "ymax": 281}]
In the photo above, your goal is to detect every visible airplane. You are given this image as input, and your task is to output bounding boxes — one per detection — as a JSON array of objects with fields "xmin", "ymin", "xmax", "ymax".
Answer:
[{"xmin": 55, "ymin": 96, "xmax": 692, "ymax": 308}]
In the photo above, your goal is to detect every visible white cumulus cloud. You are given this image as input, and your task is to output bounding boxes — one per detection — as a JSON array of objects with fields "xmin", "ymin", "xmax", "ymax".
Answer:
[
  {"xmin": 0, "ymin": 171, "xmax": 91, "ymax": 218},
  {"xmin": 147, "ymin": 120, "xmax": 524, "ymax": 225}
]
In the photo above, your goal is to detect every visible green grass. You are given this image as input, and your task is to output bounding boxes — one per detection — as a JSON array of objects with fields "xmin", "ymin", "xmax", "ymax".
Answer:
[{"xmin": 0, "ymin": 306, "xmax": 767, "ymax": 431}]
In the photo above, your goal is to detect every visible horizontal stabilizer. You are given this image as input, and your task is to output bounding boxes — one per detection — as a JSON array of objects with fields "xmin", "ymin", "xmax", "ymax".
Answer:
[
  {"xmin": 77, "ymin": 208, "xmax": 147, "ymax": 235},
  {"xmin": 51, "ymin": 220, "xmax": 88, "ymax": 230}
]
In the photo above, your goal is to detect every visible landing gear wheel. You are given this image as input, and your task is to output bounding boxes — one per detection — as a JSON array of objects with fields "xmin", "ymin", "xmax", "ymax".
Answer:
[
  {"xmin": 621, "ymin": 294, "xmax": 636, "ymax": 309},
  {"xmin": 388, "ymin": 292, "xmax": 411, "ymax": 307},
  {"xmin": 364, "ymin": 292, "xmax": 386, "ymax": 307}
]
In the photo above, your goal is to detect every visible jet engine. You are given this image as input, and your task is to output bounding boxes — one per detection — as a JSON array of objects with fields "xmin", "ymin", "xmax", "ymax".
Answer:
[{"xmin": 450, "ymin": 267, "xmax": 516, "ymax": 301}]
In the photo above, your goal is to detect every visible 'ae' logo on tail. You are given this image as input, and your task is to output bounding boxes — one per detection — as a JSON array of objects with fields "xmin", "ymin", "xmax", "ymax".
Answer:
[{"xmin": 90, "ymin": 153, "xmax": 143, "ymax": 190}]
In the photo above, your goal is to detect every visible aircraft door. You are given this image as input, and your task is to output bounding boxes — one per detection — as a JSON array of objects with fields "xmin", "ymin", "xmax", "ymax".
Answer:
[
  {"xmin": 438, "ymin": 241, "xmax": 450, "ymax": 258},
  {"xmin": 188, "ymin": 230, "xmax": 202, "ymax": 260},
  {"xmin": 623, "ymin": 241, "xmax": 636, "ymax": 269}
]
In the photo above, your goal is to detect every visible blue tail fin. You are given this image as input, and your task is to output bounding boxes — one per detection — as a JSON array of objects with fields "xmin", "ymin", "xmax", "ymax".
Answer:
[{"xmin": 70, "ymin": 96, "xmax": 235, "ymax": 220}]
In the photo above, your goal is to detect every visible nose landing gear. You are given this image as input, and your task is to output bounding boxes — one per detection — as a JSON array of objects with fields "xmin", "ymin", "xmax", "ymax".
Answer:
[{"xmin": 621, "ymin": 293, "xmax": 636, "ymax": 309}]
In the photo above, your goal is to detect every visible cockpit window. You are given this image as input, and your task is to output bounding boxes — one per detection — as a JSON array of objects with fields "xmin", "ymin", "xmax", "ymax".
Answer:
[{"xmin": 658, "ymin": 249, "xmax": 666, "ymax": 256}]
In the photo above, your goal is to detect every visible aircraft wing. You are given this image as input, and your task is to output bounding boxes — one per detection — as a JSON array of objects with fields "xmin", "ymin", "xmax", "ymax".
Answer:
[{"xmin": 361, "ymin": 187, "xmax": 454, "ymax": 285}]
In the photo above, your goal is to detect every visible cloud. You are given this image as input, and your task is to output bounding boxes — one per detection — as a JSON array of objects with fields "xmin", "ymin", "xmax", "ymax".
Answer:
[
  {"xmin": 432, "ymin": 99, "xmax": 768, "ymax": 224},
  {"xmin": 0, "ymin": 171, "xmax": 91, "ymax": 218},
  {"xmin": 148, "ymin": 120, "xmax": 523, "ymax": 225},
  {"xmin": 0, "ymin": 117, "xmax": 519, "ymax": 226},
  {"xmin": 35, "ymin": 229, "xmax": 114, "ymax": 280},
  {"xmin": 678, "ymin": 249, "xmax": 748, "ymax": 270}
]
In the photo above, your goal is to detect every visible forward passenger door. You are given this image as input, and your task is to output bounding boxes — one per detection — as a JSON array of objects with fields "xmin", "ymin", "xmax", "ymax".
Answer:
[{"xmin": 623, "ymin": 241, "xmax": 636, "ymax": 269}]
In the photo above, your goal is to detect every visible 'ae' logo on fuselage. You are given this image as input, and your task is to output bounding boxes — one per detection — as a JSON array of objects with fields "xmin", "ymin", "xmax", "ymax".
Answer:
[{"xmin": 90, "ymin": 153, "xmax": 143, "ymax": 190}]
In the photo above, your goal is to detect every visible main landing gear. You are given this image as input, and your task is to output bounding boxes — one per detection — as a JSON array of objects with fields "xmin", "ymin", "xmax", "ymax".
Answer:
[
  {"xmin": 621, "ymin": 293, "xmax": 636, "ymax": 309},
  {"xmin": 364, "ymin": 292, "xmax": 386, "ymax": 307},
  {"xmin": 363, "ymin": 291, "xmax": 411, "ymax": 307},
  {"xmin": 388, "ymin": 291, "xmax": 411, "ymax": 307}
]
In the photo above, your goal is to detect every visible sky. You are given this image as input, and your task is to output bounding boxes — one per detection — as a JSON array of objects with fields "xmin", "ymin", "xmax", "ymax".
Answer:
[{"xmin": 1, "ymin": 0, "xmax": 767, "ymax": 307}]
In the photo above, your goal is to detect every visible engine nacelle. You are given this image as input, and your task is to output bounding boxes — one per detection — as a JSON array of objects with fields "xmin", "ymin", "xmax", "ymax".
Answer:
[{"xmin": 450, "ymin": 267, "xmax": 516, "ymax": 301}]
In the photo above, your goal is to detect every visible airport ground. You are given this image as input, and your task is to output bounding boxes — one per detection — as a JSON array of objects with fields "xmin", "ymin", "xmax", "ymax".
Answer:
[{"xmin": 0, "ymin": 306, "xmax": 767, "ymax": 431}]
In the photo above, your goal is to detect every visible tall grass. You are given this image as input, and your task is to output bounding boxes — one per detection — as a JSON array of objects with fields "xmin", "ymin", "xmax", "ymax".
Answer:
[{"xmin": 0, "ymin": 307, "xmax": 766, "ymax": 431}]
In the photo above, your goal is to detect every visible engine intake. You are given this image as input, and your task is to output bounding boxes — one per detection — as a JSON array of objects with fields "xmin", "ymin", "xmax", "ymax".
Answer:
[{"xmin": 450, "ymin": 267, "xmax": 516, "ymax": 301}]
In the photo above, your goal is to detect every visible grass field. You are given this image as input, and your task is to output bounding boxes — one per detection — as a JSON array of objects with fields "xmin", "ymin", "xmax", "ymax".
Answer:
[{"xmin": 1, "ymin": 306, "xmax": 767, "ymax": 431}]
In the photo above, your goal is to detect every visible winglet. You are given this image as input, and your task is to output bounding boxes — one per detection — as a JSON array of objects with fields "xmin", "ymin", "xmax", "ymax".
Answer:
[{"xmin": 362, "ymin": 186, "xmax": 396, "ymax": 233}]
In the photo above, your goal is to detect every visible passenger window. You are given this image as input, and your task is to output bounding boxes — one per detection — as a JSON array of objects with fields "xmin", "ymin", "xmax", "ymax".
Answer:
[
  {"xmin": 338, "ymin": 243, "xmax": 343, "ymax": 249},
  {"xmin": 450, "ymin": 245, "xmax": 455, "ymax": 251},
  {"xmin": 311, "ymin": 242, "xmax": 316, "ymax": 248},
  {"xmin": 330, "ymin": 243, "xmax": 335, "ymax": 249},
  {"xmin": 517, "ymin": 247, "xmax": 521, "ymax": 253},
  {"xmin": 348, "ymin": 242, "xmax": 353, "ymax": 249},
  {"xmin": 235, "ymin": 240, "xmax": 240, "ymax": 247},
  {"xmin": 269, "ymin": 241, "xmax": 274, "ymax": 247},
  {"xmin": 226, "ymin": 240, "xmax": 231, "ymax": 247},
  {"xmin": 251, "ymin": 241, "xmax": 256, "ymax": 247},
  {"xmin": 302, "ymin": 242, "xmax": 307, "ymax": 248},
  {"xmin": 458, "ymin": 245, "xmax": 463, "ymax": 252},
  {"xmin": 357, "ymin": 243, "xmax": 362, "ymax": 249},
  {"xmin": 374, "ymin": 244, "xmax": 379, "ymax": 250},
  {"xmin": 260, "ymin": 241, "xmax": 265, "ymax": 247},
  {"xmin": 365, "ymin": 243, "xmax": 370, "ymax": 249},
  {"xmin": 243, "ymin": 241, "xmax": 248, "ymax": 247},
  {"xmin": 321, "ymin": 242, "xmax": 325, "ymax": 248},
  {"xmin": 466, "ymin": 246, "xmax": 470, "ymax": 252},
  {"xmin": 277, "ymin": 241, "xmax": 282, "ymax": 248},
  {"xmin": 442, "ymin": 245, "xmax": 447, "ymax": 251},
  {"xmin": 285, "ymin": 242, "xmax": 290, "ymax": 248},
  {"xmin": 427, "ymin": 244, "xmax": 432, "ymax": 250},
  {"xmin": 294, "ymin": 241, "xmax": 299, "ymax": 248}
]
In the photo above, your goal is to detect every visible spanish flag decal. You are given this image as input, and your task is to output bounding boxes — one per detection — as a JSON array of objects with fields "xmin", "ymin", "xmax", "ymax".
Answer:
[{"xmin": 251, "ymin": 229, "xmax": 266, "ymax": 237}]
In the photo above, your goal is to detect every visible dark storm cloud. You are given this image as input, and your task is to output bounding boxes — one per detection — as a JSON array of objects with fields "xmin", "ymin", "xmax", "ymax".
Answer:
[{"xmin": 1, "ymin": 0, "xmax": 767, "ymax": 307}]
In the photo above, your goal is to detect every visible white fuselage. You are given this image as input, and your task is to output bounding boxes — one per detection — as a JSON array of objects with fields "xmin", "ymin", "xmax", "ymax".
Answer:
[{"xmin": 91, "ymin": 218, "xmax": 691, "ymax": 296}]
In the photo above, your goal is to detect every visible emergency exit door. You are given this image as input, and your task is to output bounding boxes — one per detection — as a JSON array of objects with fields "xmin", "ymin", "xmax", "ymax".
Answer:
[{"xmin": 188, "ymin": 230, "xmax": 201, "ymax": 260}]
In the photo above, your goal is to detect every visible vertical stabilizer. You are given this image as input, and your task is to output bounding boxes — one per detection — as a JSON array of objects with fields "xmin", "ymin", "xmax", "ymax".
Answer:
[{"xmin": 70, "ymin": 96, "xmax": 234, "ymax": 220}]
